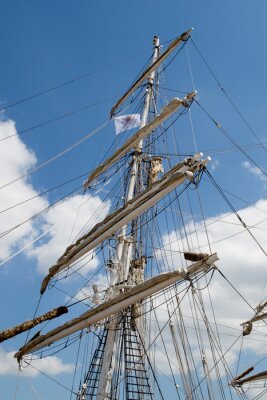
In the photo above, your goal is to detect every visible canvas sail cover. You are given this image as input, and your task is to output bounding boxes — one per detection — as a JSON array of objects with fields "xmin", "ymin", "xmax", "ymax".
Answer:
[
  {"xmin": 17, "ymin": 253, "xmax": 218, "ymax": 360},
  {"xmin": 110, "ymin": 28, "xmax": 193, "ymax": 117},
  {"xmin": 83, "ymin": 93, "xmax": 196, "ymax": 189},
  {"xmin": 41, "ymin": 152, "xmax": 208, "ymax": 294}
]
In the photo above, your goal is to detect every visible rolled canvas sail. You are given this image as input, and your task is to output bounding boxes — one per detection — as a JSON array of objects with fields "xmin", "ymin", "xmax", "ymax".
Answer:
[{"xmin": 41, "ymin": 152, "xmax": 207, "ymax": 294}]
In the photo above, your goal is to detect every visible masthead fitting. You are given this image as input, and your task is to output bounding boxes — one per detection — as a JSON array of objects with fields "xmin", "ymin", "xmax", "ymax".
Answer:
[
  {"xmin": 153, "ymin": 36, "xmax": 159, "ymax": 45},
  {"xmin": 110, "ymin": 28, "xmax": 193, "ymax": 118}
]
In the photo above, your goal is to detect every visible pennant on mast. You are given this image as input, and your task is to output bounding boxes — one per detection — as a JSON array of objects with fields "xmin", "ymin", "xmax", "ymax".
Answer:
[
  {"xmin": 83, "ymin": 93, "xmax": 196, "ymax": 189},
  {"xmin": 114, "ymin": 114, "xmax": 141, "ymax": 135}
]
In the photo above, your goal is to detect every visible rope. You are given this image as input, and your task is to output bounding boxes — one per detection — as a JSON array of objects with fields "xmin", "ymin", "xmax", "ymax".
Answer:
[
  {"xmin": 0, "ymin": 179, "xmax": 110, "ymax": 266},
  {"xmin": 206, "ymin": 169, "xmax": 267, "ymax": 257},
  {"xmin": 217, "ymin": 269, "xmax": 259, "ymax": 315},
  {"xmin": 69, "ymin": 332, "xmax": 83, "ymax": 400},
  {"xmin": 0, "ymin": 223, "xmax": 57, "ymax": 267},
  {"xmin": 191, "ymin": 333, "xmax": 243, "ymax": 396},
  {"xmin": 186, "ymin": 43, "xmax": 196, "ymax": 91},
  {"xmin": 192, "ymin": 288, "xmax": 245, "ymax": 399},
  {"xmin": 0, "ymin": 169, "xmax": 91, "ymax": 215},
  {"xmin": 67, "ymin": 190, "xmax": 85, "ymax": 246},
  {"xmin": 196, "ymin": 100, "xmax": 267, "ymax": 179},
  {"xmin": 0, "ymin": 95, "xmax": 118, "ymax": 142},
  {"xmin": 23, "ymin": 361, "xmax": 77, "ymax": 395},
  {"xmin": 0, "ymin": 185, "xmax": 83, "ymax": 238},
  {"xmin": 152, "ymin": 304, "xmax": 182, "ymax": 398},
  {"xmin": 135, "ymin": 324, "xmax": 165, "ymax": 400},
  {"xmin": 146, "ymin": 284, "xmax": 192, "ymax": 351},
  {"xmin": 24, "ymin": 295, "xmax": 42, "ymax": 344},
  {"xmin": 0, "ymin": 47, "xmax": 151, "ymax": 112},
  {"xmin": 190, "ymin": 37, "xmax": 267, "ymax": 153},
  {"xmin": 13, "ymin": 370, "xmax": 21, "ymax": 400},
  {"xmin": 24, "ymin": 374, "xmax": 43, "ymax": 400},
  {"xmin": 188, "ymin": 108, "xmax": 197, "ymax": 153},
  {"xmin": 236, "ymin": 335, "xmax": 244, "ymax": 376},
  {"xmin": 0, "ymin": 119, "xmax": 110, "ymax": 191}
]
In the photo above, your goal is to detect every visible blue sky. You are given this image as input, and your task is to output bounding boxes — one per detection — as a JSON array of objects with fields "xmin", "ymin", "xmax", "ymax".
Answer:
[{"xmin": 1, "ymin": 1, "xmax": 267, "ymax": 399}]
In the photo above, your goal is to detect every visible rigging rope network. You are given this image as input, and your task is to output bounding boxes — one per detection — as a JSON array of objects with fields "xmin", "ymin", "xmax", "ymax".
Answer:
[
  {"xmin": 3, "ymin": 32, "xmax": 267, "ymax": 400},
  {"xmin": 190, "ymin": 37, "xmax": 267, "ymax": 154},
  {"xmin": 195, "ymin": 100, "xmax": 267, "ymax": 179},
  {"xmin": 0, "ymin": 47, "xmax": 154, "ymax": 112},
  {"xmin": 0, "ymin": 119, "xmax": 111, "ymax": 191},
  {"xmin": 205, "ymin": 169, "xmax": 267, "ymax": 258},
  {"xmin": 0, "ymin": 94, "xmax": 119, "ymax": 142}
]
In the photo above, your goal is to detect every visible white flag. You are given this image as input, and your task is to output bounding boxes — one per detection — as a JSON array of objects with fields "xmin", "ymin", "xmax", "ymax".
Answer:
[{"xmin": 114, "ymin": 114, "xmax": 141, "ymax": 135}]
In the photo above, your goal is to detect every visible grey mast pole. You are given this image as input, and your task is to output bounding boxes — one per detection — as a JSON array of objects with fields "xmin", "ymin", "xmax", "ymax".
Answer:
[
  {"xmin": 96, "ymin": 36, "xmax": 160, "ymax": 400},
  {"xmin": 126, "ymin": 35, "xmax": 160, "ymax": 201}
]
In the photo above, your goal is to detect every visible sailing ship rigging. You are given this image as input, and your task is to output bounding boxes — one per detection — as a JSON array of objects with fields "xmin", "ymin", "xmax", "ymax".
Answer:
[{"xmin": 1, "ymin": 27, "xmax": 267, "ymax": 400}]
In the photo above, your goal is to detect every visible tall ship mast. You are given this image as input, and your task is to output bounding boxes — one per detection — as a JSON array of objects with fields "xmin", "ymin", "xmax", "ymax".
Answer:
[{"xmin": 1, "ymin": 28, "xmax": 267, "ymax": 400}]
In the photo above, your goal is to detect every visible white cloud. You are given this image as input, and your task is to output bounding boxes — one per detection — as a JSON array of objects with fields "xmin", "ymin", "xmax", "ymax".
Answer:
[
  {"xmin": 158, "ymin": 199, "xmax": 267, "ymax": 302},
  {"xmin": 0, "ymin": 348, "xmax": 74, "ymax": 377},
  {"xmin": 0, "ymin": 119, "xmax": 110, "ymax": 279},
  {"xmin": 152, "ymin": 199, "xmax": 267, "ymax": 384},
  {"xmin": 243, "ymin": 160, "xmax": 267, "ymax": 182},
  {"xmin": 27, "ymin": 193, "xmax": 110, "ymax": 276},
  {"xmin": 2, "ymin": 118, "xmax": 267, "ymax": 396},
  {"xmin": 0, "ymin": 120, "xmax": 48, "ymax": 262}
]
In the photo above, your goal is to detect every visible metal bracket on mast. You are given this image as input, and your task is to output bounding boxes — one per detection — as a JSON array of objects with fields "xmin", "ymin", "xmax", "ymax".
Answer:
[{"xmin": 106, "ymin": 235, "xmax": 134, "ymax": 289}]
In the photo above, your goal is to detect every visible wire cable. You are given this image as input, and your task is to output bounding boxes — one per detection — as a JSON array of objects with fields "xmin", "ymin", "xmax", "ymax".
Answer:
[
  {"xmin": 0, "ymin": 119, "xmax": 110, "ymax": 191},
  {"xmin": 23, "ymin": 361, "xmax": 77, "ymax": 395},
  {"xmin": 0, "ymin": 169, "xmax": 91, "ymax": 215},
  {"xmin": 0, "ymin": 184, "xmax": 82, "ymax": 239},
  {"xmin": 0, "ymin": 95, "xmax": 118, "ymax": 142},
  {"xmin": 190, "ymin": 37, "xmax": 267, "ymax": 154},
  {"xmin": 205, "ymin": 169, "xmax": 267, "ymax": 258},
  {"xmin": 196, "ymin": 100, "xmax": 267, "ymax": 179},
  {"xmin": 0, "ymin": 47, "xmax": 152, "ymax": 113}
]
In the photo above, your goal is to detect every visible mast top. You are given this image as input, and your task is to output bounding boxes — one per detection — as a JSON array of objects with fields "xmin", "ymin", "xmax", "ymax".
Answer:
[
  {"xmin": 153, "ymin": 36, "xmax": 159, "ymax": 46},
  {"xmin": 110, "ymin": 28, "xmax": 193, "ymax": 118}
]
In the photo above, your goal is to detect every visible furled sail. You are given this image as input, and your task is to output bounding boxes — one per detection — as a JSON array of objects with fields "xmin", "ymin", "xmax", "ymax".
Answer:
[
  {"xmin": 0, "ymin": 306, "xmax": 68, "ymax": 343},
  {"xmin": 16, "ymin": 253, "xmax": 218, "ymax": 360},
  {"xmin": 241, "ymin": 300, "xmax": 267, "ymax": 336},
  {"xmin": 231, "ymin": 369, "xmax": 267, "ymax": 386},
  {"xmin": 84, "ymin": 93, "xmax": 196, "ymax": 189},
  {"xmin": 41, "ymin": 152, "xmax": 209, "ymax": 294},
  {"xmin": 110, "ymin": 28, "xmax": 193, "ymax": 117}
]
